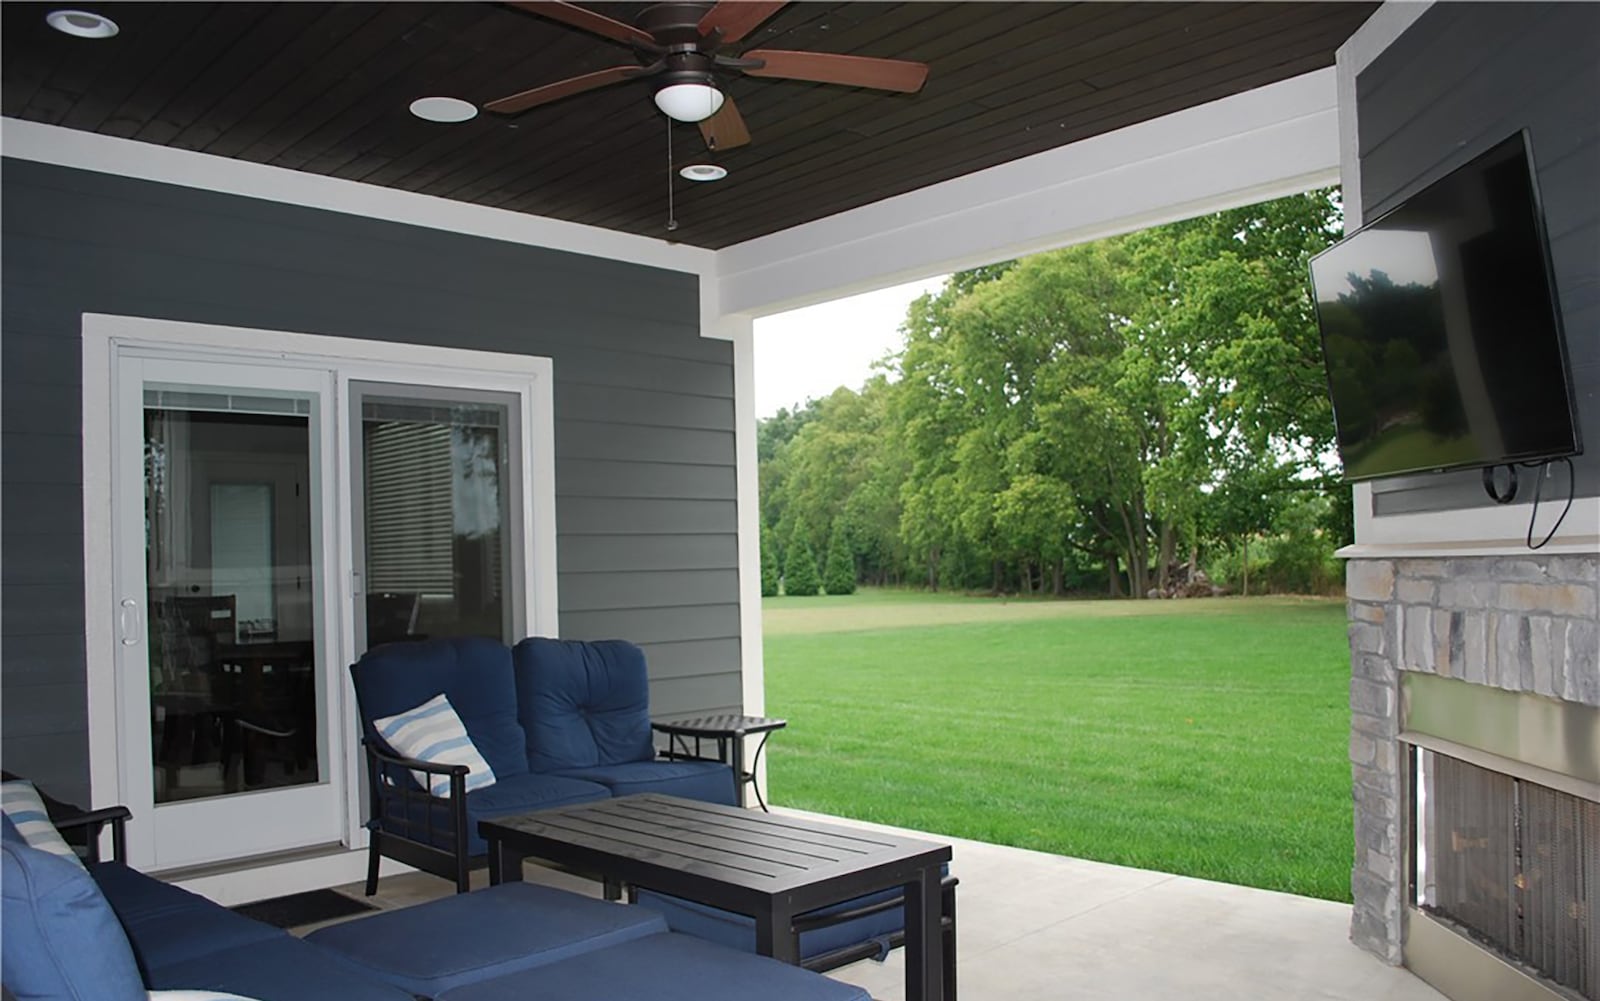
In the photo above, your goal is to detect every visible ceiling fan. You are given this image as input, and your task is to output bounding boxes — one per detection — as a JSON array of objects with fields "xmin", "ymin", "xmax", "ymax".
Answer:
[{"xmin": 484, "ymin": 1, "xmax": 930, "ymax": 151}]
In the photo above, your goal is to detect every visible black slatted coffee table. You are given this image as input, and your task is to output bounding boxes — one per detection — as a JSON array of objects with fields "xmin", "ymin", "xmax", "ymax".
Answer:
[{"xmin": 481, "ymin": 793, "xmax": 952, "ymax": 1001}]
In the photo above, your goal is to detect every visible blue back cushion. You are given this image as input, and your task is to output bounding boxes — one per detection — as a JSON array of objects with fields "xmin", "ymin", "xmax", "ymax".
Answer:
[
  {"xmin": 350, "ymin": 637, "xmax": 529, "ymax": 780},
  {"xmin": 1, "ymin": 841, "xmax": 146, "ymax": 1000},
  {"xmin": 512, "ymin": 639, "xmax": 655, "ymax": 772}
]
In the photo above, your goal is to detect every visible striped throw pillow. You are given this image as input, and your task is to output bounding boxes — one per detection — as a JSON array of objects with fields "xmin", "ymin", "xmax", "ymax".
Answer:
[
  {"xmin": 372, "ymin": 694, "xmax": 496, "ymax": 797},
  {"xmin": 0, "ymin": 780, "xmax": 82, "ymax": 868}
]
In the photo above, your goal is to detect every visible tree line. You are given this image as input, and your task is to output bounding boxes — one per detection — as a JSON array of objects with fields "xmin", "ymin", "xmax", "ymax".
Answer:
[{"xmin": 760, "ymin": 190, "xmax": 1352, "ymax": 599}]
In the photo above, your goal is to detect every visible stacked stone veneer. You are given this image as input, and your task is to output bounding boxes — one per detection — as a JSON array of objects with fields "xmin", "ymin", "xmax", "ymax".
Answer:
[{"xmin": 1343, "ymin": 554, "xmax": 1600, "ymax": 964}]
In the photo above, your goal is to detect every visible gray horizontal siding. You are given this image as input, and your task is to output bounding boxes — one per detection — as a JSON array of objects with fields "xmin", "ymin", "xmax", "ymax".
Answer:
[
  {"xmin": 2, "ymin": 634, "xmax": 87, "ymax": 689},
  {"xmin": 556, "ymin": 459, "xmax": 737, "ymax": 500},
  {"xmin": 560, "ymin": 570, "xmax": 742, "ymax": 612},
  {"xmin": 558, "ymin": 386, "xmax": 735, "ymax": 431},
  {"xmin": 1, "ymin": 158, "xmax": 744, "ymax": 802},
  {"xmin": 560, "ymin": 605, "xmax": 742, "ymax": 647},
  {"xmin": 556, "ymin": 534, "xmax": 738, "ymax": 573},
  {"xmin": 638, "ymin": 638, "xmax": 743, "ymax": 682},
  {"xmin": 557, "ymin": 499, "xmax": 737, "ymax": 537},
  {"xmin": 1357, "ymin": 2, "xmax": 1600, "ymax": 517}
]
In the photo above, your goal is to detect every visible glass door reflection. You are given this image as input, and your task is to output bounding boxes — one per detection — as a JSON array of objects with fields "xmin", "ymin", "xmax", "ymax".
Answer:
[
  {"xmin": 353, "ymin": 386, "xmax": 522, "ymax": 650},
  {"xmin": 144, "ymin": 402, "xmax": 319, "ymax": 803}
]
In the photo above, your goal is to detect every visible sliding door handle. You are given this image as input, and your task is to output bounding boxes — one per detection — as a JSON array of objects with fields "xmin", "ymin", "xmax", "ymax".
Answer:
[{"xmin": 119, "ymin": 598, "xmax": 142, "ymax": 647}]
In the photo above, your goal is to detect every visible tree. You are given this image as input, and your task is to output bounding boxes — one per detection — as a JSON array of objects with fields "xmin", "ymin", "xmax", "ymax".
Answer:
[
  {"xmin": 822, "ymin": 521, "xmax": 856, "ymax": 595},
  {"xmin": 752, "ymin": 189, "xmax": 1346, "ymax": 598},
  {"xmin": 782, "ymin": 524, "xmax": 821, "ymax": 597},
  {"xmin": 759, "ymin": 526, "xmax": 780, "ymax": 597}
]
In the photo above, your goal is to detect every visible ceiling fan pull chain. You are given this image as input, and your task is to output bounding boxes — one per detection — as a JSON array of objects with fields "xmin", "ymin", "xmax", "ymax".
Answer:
[{"xmin": 666, "ymin": 118, "xmax": 678, "ymax": 233}]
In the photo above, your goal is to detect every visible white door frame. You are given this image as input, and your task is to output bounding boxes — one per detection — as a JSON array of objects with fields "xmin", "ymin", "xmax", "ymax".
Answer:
[{"xmin": 82, "ymin": 313, "xmax": 558, "ymax": 868}]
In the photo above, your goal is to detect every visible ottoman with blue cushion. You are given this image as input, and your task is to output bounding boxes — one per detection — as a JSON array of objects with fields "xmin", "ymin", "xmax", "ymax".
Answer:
[
  {"xmin": 512, "ymin": 637, "xmax": 736, "ymax": 804},
  {"xmin": 306, "ymin": 881, "xmax": 667, "ymax": 996},
  {"xmin": 435, "ymin": 932, "xmax": 873, "ymax": 1001},
  {"xmin": 635, "ymin": 864, "xmax": 957, "ymax": 995}
]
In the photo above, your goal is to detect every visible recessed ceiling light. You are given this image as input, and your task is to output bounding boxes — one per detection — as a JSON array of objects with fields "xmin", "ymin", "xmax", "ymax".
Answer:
[
  {"xmin": 46, "ymin": 9, "xmax": 119, "ymax": 38},
  {"xmin": 409, "ymin": 97, "xmax": 478, "ymax": 124},
  {"xmin": 679, "ymin": 164, "xmax": 728, "ymax": 183}
]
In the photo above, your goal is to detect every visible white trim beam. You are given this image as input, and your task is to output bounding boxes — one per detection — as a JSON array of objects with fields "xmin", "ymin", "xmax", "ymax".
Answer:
[
  {"xmin": 0, "ymin": 117, "xmax": 714, "ymax": 279},
  {"xmin": 716, "ymin": 68, "xmax": 1343, "ymax": 318}
]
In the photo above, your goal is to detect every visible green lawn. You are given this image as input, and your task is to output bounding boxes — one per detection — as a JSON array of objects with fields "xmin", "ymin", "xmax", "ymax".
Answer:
[{"xmin": 763, "ymin": 591, "xmax": 1354, "ymax": 902}]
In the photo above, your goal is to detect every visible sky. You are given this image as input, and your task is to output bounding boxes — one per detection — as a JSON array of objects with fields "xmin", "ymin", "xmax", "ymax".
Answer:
[{"xmin": 752, "ymin": 276, "xmax": 948, "ymax": 419}]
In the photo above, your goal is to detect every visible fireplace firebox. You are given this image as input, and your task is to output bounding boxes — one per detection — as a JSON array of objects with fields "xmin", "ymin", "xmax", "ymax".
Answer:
[
  {"xmin": 1399, "ymin": 673, "xmax": 1600, "ymax": 1001},
  {"xmin": 1413, "ymin": 749, "xmax": 1598, "ymax": 998}
]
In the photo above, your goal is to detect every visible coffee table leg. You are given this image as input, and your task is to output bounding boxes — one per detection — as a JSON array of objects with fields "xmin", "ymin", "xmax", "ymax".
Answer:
[
  {"xmin": 905, "ymin": 867, "xmax": 944, "ymax": 1001},
  {"xmin": 754, "ymin": 905, "xmax": 799, "ymax": 965},
  {"xmin": 731, "ymin": 737, "xmax": 747, "ymax": 809},
  {"xmin": 489, "ymin": 838, "xmax": 526, "ymax": 886}
]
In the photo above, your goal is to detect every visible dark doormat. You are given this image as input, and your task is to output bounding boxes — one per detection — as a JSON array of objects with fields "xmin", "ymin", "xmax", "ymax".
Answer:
[{"xmin": 231, "ymin": 888, "xmax": 378, "ymax": 929}]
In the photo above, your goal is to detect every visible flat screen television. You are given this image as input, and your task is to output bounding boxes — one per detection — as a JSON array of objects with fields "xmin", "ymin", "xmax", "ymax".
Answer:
[{"xmin": 1310, "ymin": 130, "xmax": 1582, "ymax": 482}]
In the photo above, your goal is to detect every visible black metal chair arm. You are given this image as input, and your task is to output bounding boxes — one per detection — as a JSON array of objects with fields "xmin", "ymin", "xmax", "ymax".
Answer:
[
  {"xmin": 363, "ymin": 741, "xmax": 471, "ymax": 777},
  {"xmin": 49, "ymin": 804, "xmax": 133, "ymax": 830},
  {"xmin": 50, "ymin": 804, "xmax": 133, "ymax": 865}
]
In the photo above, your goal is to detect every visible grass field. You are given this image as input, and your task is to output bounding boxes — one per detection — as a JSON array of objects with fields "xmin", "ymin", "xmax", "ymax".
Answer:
[{"xmin": 763, "ymin": 591, "xmax": 1354, "ymax": 902}]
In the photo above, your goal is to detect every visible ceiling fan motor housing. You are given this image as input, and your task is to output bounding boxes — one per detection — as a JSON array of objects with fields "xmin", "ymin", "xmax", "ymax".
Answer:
[{"xmin": 637, "ymin": 3, "xmax": 717, "ymax": 48}]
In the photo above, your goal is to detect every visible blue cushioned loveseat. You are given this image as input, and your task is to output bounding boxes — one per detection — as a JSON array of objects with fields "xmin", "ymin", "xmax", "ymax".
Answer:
[{"xmin": 351, "ymin": 635, "xmax": 736, "ymax": 894}]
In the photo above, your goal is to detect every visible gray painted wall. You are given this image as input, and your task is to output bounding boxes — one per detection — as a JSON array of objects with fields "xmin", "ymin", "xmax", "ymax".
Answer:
[
  {"xmin": 2, "ymin": 158, "xmax": 741, "ymax": 804},
  {"xmin": 1355, "ymin": 2, "xmax": 1599, "ymax": 517}
]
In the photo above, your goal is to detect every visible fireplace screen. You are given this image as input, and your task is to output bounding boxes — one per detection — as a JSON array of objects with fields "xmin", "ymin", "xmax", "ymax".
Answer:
[{"xmin": 1415, "ymin": 750, "xmax": 1598, "ymax": 999}]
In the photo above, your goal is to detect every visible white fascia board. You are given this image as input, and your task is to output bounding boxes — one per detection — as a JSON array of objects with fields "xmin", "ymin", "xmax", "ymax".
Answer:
[
  {"xmin": 715, "ymin": 68, "xmax": 1343, "ymax": 319},
  {"xmin": 0, "ymin": 116, "xmax": 716, "ymax": 279}
]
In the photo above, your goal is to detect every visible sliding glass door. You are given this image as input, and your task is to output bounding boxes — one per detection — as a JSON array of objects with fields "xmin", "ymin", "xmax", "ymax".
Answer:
[
  {"xmin": 116, "ymin": 357, "xmax": 344, "ymax": 868},
  {"xmin": 90, "ymin": 318, "xmax": 553, "ymax": 874}
]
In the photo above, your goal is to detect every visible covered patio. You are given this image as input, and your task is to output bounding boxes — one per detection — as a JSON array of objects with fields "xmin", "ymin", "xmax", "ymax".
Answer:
[{"xmin": 3, "ymin": 2, "xmax": 1596, "ymax": 1000}]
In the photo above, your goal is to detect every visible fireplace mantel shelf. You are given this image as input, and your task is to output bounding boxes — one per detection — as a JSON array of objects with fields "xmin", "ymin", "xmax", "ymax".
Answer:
[{"xmin": 1338, "ymin": 537, "xmax": 1600, "ymax": 559}]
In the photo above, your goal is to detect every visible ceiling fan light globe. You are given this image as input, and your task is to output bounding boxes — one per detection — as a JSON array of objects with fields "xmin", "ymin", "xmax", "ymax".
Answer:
[{"xmin": 654, "ymin": 83, "xmax": 725, "ymax": 123}]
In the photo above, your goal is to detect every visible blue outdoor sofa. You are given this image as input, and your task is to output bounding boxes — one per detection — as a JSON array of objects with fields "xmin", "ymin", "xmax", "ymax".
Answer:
[
  {"xmin": 350, "ymin": 635, "xmax": 736, "ymax": 894},
  {"xmin": 1, "ymin": 793, "xmax": 869, "ymax": 1001}
]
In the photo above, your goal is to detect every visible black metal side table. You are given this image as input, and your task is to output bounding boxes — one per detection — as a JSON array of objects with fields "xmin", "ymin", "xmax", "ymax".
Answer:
[{"xmin": 651, "ymin": 713, "xmax": 787, "ymax": 810}]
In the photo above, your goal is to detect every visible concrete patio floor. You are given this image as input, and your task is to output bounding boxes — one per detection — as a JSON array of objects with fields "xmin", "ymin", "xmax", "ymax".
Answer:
[{"xmin": 318, "ymin": 809, "xmax": 1445, "ymax": 1001}]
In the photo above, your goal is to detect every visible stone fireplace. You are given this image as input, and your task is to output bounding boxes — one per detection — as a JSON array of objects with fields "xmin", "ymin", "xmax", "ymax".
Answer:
[{"xmin": 1345, "ymin": 553, "xmax": 1599, "ymax": 1001}]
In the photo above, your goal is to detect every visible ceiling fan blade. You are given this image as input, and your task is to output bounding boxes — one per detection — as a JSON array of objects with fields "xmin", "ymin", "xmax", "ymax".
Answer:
[
  {"xmin": 508, "ymin": 1, "xmax": 655, "ymax": 47},
  {"xmin": 698, "ymin": 96, "xmax": 751, "ymax": 151},
  {"xmin": 698, "ymin": 1, "xmax": 787, "ymax": 44},
  {"xmin": 484, "ymin": 65, "xmax": 640, "ymax": 114},
  {"xmin": 741, "ymin": 50, "xmax": 929, "ymax": 93}
]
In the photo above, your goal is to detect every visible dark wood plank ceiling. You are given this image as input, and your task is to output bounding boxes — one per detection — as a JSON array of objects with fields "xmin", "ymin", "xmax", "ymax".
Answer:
[{"xmin": 2, "ymin": 2, "xmax": 1376, "ymax": 249}]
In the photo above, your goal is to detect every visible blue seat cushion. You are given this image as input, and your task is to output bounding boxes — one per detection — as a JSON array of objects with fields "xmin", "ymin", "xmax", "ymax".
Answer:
[
  {"xmin": 377, "ymin": 771, "xmax": 609, "ymax": 856},
  {"xmin": 551, "ymin": 760, "xmax": 736, "ymax": 806},
  {"xmin": 511, "ymin": 638, "xmax": 655, "ymax": 772},
  {"xmin": 1, "ymin": 841, "xmax": 146, "ymax": 1001},
  {"xmin": 351, "ymin": 637, "xmax": 530, "ymax": 782},
  {"xmin": 436, "ymin": 932, "xmax": 872, "ymax": 1001},
  {"xmin": 633, "ymin": 865, "xmax": 950, "ymax": 964},
  {"xmin": 149, "ymin": 936, "xmax": 415, "ymax": 1001},
  {"xmin": 90, "ymin": 862, "xmax": 284, "ymax": 975},
  {"xmin": 307, "ymin": 882, "xmax": 667, "ymax": 996}
]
